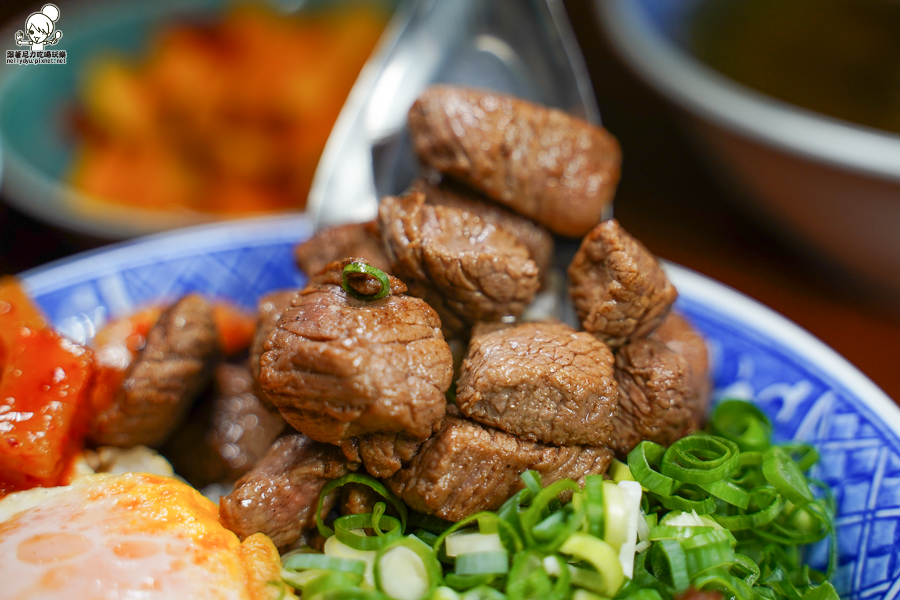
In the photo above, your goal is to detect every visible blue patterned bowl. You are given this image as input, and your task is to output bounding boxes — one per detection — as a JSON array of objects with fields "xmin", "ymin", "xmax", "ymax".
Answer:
[{"xmin": 19, "ymin": 215, "xmax": 899, "ymax": 600}]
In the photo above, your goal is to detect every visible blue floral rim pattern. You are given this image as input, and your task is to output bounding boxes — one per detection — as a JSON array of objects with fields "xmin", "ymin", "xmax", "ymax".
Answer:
[{"xmin": 20, "ymin": 214, "xmax": 900, "ymax": 600}]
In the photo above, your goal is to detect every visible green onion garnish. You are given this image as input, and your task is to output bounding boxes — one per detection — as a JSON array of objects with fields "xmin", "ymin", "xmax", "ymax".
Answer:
[
  {"xmin": 341, "ymin": 261, "xmax": 391, "ymax": 301},
  {"xmin": 284, "ymin": 399, "xmax": 839, "ymax": 600}
]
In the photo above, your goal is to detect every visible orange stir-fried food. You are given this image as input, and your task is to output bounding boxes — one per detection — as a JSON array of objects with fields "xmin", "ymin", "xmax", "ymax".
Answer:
[
  {"xmin": 70, "ymin": 3, "xmax": 387, "ymax": 214},
  {"xmin": 0, "ymin": 277, "xmax": 94, "ymax": 497}
]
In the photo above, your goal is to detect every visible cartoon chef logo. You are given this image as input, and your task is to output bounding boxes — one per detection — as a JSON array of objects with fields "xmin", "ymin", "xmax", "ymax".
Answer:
[
  {"xmin": 6, "ymin": 3, "xmax": 66, "ymax": 65},
  {"xmin": 15, "ymin": 4, "xmax": 63, "ymax": 52}
]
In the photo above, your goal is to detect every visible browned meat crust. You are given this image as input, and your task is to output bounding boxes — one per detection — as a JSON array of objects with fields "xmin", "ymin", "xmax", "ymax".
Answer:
[
  {"xmin": 386, "ymin": 412, "xmax": 613, "ymax": 522},
  {"xmin": 90, "ymin": 294, "xmax": 220, "ymax": 447},
  {"xmin": 408, "ymin": 85, "xmax": 621, "ymax": 237},
  {"xmin": 162, "ymin": 363, "xmax": 285, "ymax": 487},
  {"xmin": 610, "ymin": 337, "xmax": 702, "ymax": 456},
  {"xmin": 249, "ymin": 289, "xmax": 298, "ymax": 408},
  {"xmin": 457, "ymin": 321, "xmax": 617, "ymax": 447},
  {"xmin": 294, "ymin": 221, "xmax": 390, "ymax": 277},
  {"xmin": 568, "ymin": 219, "xmax": 677, "ymax": 348},
  {"xmin": 259, "ymin": 258, "xmax": 453, "ymax": 445},
  {"xmin": 411, "ymin": 175, "xmax": 555, "ymax": 284},
  {"xmin": 220, "ymin": 433, "xmax": 352, "ymax": 549},
  {"xmin": 652, "ymin": 311, "xmax": 712, "ymax": 419},
  {"xmin": 379, "ymin": 190, "xmax": 540, "ymax": 328}
]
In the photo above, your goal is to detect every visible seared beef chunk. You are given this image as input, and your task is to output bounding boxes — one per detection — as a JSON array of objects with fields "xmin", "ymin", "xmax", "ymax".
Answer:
[
  {"xmin": 386, "ymin": 411, "xmax": 613, "ymax": 522},
  {"xmin": 611, "ymin": 337, "xmax": 702, "ymax": 456},
  {"xmin": 408, "ymin": 86, "xmax": 621, "ymax": 237},
  {"xmin": 294, "ymin": 221, "xmax": 390, "ymax": 276},
  {"xmin": 457, "ymin": 321, "xmax": 617, "ymax": 447},
  {"xmin": 162, "ymin": 364, "xmax": 285, "ymax": 486},
  {"xmin": 260, "ymin": 258, "xmax": 453, "ymax": 445},
  {"xmin": 249, "ymin": 290, "xmax": 297, "ymax": 408},
  {"xmin": 412, "ymin": 175, "xmax": 555, "ymax": 283},
  {"xmin": 341, "ymin": 431, "xmax": 424, "ymax": 479},
  {"xmin": 208, "ymin": 363, "xmax": 286, "ymax": 476},
  {"xmin": 379, "ymin": 190, "xmax": 540, "ymax": 328},
  {"xmin": 569, "ymin": 219, "xmax": 677, "ymax": 349},
  {"xmin": 652, "ymin": 312, "xmax": 712, "ymax": 414},
  {"xmin": 341, "ymin": 482, "xmax": 381, "ymax": 516},
  {"xmin": 220, "ymin": 433, "xmax": 352, "ymax": 549},
  {"xmin": 90, "ymin": 294, "xmax": 220, "ymax": 447}
]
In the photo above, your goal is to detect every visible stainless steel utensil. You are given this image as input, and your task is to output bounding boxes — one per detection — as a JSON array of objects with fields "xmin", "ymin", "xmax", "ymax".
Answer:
[{"xmin": 307, "ymin": 0, "xmax": 600, "ymax": 230}]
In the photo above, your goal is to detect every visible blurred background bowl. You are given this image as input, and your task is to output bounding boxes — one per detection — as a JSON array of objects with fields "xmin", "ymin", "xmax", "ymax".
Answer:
[
  {"xmin": 595, "ymin": 0, "xmax": 900, "ymax": 306},
  {"xmin": 0, "ymin": 0, "xmax": 393, "ymax": 239}
]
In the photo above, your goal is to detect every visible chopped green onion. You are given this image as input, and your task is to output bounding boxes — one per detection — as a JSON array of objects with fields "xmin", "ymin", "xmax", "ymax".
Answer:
[
  {"xmin": 560, "ymin": 532, "xmax": 625, "ymax": 597},
  {"xmin": 316, "ymin": 473, "xmax": 408, "ymax": 538},
  {"xmin": 610, "ymin": 458, "xmax": 636, "ymax": 482},
  {"xmin": 662, "ymin": 435, "xmax": 741, "ymax": 484},
  {"xmin": 455, "ymin": 551, "xmax": 510, "ymax": 576},
  {"xmin": 710, "ymin": 399, "xmax": 773, "ymax": 452},
  {"xmin": 375, "ymin": 535, "xmax": 441, "ymax": 600},
  {"xmin": 649, "ymin": 538, "xmax": 691, "ymax": 592},
  {"xmin": 698, "ymin": 478, "xmax": 752, "ymax": 509},
  {"xmin": 288, "ymin": 399, "xmax": 838, "ymax": 600},
  {"xmin": 582, "ymin": 475, "xmax": 605, "ymax": 539},
  {"xmin": 654, "ymin": 484, "xmax": 717, "ymax": 515},
  {"xmin": 283, "ymin": 552, "xmax": 366, "ymax": 574},
  {"xmin": 649, "ymin": 525, "xmax": 714, "ymax": 541},
  {"xmin": 628, "ymin": 441, "xmax": 675, "ymax": 496},
  {"xmin": 342, "ymin": 261, "xmax": 391, "ymax": 301},
  {"xmin": 762, "ymin": 447, "xmax": 815, "ymax": 506},
  {"xmin": 335, "ymin": 513, "xmax": 403, "ymax": 551}
]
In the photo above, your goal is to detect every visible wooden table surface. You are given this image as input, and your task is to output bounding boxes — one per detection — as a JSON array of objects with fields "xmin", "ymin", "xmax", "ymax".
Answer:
[{"xmin": 1, "ymin": 1, "xmax": 898, "ymax": 402}]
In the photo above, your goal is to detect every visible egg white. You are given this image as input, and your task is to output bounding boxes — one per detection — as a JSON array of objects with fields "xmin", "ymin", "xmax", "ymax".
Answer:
[{"xmin": 0, "ymin": 472, "xmax": 290, "ymax": 600}]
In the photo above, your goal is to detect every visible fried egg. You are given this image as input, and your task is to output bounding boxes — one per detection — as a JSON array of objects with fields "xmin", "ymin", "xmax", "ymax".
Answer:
[{"xmin": 0, "ymin": 472, "xmax": 293, "ymax": 600}]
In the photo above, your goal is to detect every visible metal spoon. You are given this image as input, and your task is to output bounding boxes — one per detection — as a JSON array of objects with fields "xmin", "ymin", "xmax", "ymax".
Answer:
[{"xmin": 306, "ymin": 0, "xmax": 600, "ymax": 230}]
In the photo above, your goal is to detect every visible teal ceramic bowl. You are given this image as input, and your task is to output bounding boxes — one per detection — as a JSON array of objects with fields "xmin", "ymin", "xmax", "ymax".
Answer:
[{"xmin": 0, "ymin": 0, "xmax": 390, "ymax": 238}]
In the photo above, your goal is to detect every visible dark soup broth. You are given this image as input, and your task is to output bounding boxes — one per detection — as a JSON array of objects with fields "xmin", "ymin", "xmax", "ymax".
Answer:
[{"xmin": 691, "ymin": 0, "xmax": 900, "ymax": 134}]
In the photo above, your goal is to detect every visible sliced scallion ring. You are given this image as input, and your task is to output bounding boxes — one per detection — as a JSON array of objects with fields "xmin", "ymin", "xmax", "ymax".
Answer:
[
  {"xmin": 628, "ymin": 441, "xmax": 675, "ymax": 496},
  {"xmin": 316, "ymin": 473, "xmax": 408, "ymax": 538},
  {"xmin": 342, "ymin": 261, "xmax": 391, "ymax": 301},
  {"xmin": 559, "ymin": 532, "xmax": 624, "ymax": 597},
  {"xmin": 282, "ymin": 552, "xmax": 367, "ymax": 575},
  {"xmin": 762, "ymin": 446, "xmax": 815, "ymax": 506},
  {"xmin": 662, "ymin": 435, "xmax": 741, "ymax": 484}
]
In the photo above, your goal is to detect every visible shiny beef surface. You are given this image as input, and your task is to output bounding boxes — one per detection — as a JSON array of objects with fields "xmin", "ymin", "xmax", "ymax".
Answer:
[{"xmin": 408, "ymin": 85, "xmax": 621, "ymax": 237}]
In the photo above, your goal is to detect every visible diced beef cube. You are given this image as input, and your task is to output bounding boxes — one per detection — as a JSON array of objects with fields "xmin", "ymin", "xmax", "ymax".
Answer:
[
  {"xmin": 652, "ymin": 311, "xmax": 712, "ymax": 416},
  {"xmin": 408, "ymin": 85, "xmax": 621, "ymax": 237},
  {"xmin": 457, "ymin": 321, "xmax": 617, "ymax": 447},
  {"xmin": 294, "ymin": 221, "xmax": 390, "ymax": 276},
  {"xmin": 412, "ymin": 175, "xmax": 555, "ymax": 284},
  {"xmin": 220, "ymin": 433, "xmax": 352, "ymax": 549},
  {"xmin": 90, "ymin": 294, "xmax": 220, "ymax": 447},
  {"xmin": 568, "ymin": 219, "xmax": 677, "ymax": 348},
  {"xmin": 610, "ymin": 337, "xmax": 702, "ymax": 456},
  {"xmin": 259, "ymin": 258, "xmax": 452, "ymax": 445},
  {"xmin": 249, "ymin": 290, "xmax": 297, "ymax": 408},
  {"xmin": 341, "ymin": 431, "xmax": 424, "ymax": 479},
  {"xmin": 379, "ymin": 190, "xmax": 540, "ymax": 329},
  {"xmin": 162, "ymin": 363, "xmax": 285, "ymax": 487},
  {"xmin": 386, "ymin": 411, "xmax": 613, "ymax": 522}
]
